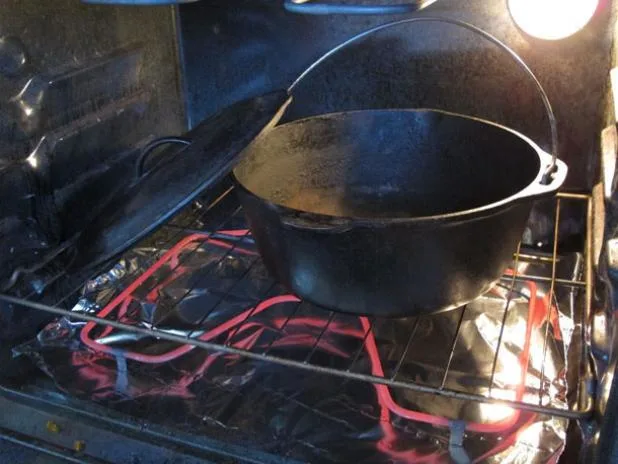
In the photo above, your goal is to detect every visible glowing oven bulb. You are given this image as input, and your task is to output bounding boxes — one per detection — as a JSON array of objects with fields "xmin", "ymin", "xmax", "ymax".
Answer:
[{"xmin": 508, "ymin": 0, "xmax": 599, "ymax": 40}]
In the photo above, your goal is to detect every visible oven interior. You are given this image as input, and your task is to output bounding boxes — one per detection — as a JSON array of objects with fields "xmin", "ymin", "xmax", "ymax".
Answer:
[{"xmin": 0, "ymin": 0, "xmax": 617, "ymax": 462}]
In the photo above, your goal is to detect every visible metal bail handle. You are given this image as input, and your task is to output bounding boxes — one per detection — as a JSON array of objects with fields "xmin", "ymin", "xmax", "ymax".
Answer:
[{"xmin": 288, "ymin": 17, "xmax": 559, "ymax": 181}]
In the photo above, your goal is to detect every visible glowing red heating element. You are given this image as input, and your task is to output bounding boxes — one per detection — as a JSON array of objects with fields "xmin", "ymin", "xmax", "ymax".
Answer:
[{"xmin": 80, "ymin": 231, "xmax": 559, "ymax": 462}]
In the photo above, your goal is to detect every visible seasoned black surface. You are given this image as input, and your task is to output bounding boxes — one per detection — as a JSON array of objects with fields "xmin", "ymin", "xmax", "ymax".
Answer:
[
  {"xmin": 234, "ymin": 110, "xmax": 544, "ymax": 315},
  {"xmin": 235, "ymin": 110, "xmax": 540, "ymax": 217}
]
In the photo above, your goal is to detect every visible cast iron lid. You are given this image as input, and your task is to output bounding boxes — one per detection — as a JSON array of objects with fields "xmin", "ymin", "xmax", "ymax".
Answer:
[{"xmin": 69, "ymin": 90, "xmax": 291, "ymax": 272}]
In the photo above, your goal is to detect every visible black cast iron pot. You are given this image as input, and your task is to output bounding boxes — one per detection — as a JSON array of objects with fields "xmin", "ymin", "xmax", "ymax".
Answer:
[{"xmin": 232, "ymin": 18, "xmax": 568, "ymax": 317}]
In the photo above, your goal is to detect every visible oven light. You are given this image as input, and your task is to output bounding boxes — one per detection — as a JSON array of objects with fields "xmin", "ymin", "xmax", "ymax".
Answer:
[{"xmin": 508, "ymin": 0, "xmax": 598, "ymax": 40}]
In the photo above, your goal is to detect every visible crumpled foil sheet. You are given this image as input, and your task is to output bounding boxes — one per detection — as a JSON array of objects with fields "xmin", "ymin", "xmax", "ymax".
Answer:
[{"xmin": 15, "ymin": 231, "xmax": 582, "ymax": 463}]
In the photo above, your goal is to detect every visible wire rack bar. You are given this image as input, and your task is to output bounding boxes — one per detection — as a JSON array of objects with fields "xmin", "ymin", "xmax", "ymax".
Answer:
[
  {"xmin": 538, "ymin": 198, "xmax": 562, "ymax": 405},
  {"xmin": 389, "ymin": 317, "xmax": 421, "ymax": 381},
  {"xmin": 345, "ymin": 317, "xmax": 375, "ymax": 373},
  {"xmin": 303, "ymin": 311, "xmax": 336, "ymax": 363},
  {"xmin": 500, "ymin": 274, "xmax": 585, "ymax": 289},
  {"xmin": 440, "ymin": 305, "xmax": 467, "ymax": 390},
  {"xmin": 260, "ymin": 300, "xmax": 304, "ymax": 356},
  {"xmin": 488, "ymin": 244, "xmax": 522, "ymax": 395},
  {"xmin": 0, "ymin": 192, "xmax": 594, "ymax": 420},
  {"xmin": 218, "ymin": 280, "xmax": 279, "ymax": 346},
  {"xmin": 0, "ymin": 293, "xmax": 591, "ymax": 419}
]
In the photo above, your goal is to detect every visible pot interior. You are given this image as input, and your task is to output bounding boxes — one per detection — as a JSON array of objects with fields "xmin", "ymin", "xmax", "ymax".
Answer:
[{"xmin": 234, "ymin": 110, "xmax": 541, "ymax": 218}]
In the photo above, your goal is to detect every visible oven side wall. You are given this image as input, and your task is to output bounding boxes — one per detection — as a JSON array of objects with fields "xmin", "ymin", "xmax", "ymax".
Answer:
[{"xmin": 0, "ymin": 1, "xmax": 186, "ymax": 241}]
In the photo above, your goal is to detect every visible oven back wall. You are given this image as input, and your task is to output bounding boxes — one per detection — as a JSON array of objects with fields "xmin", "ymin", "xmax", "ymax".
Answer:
[{"xmin": 179, "ymin": 0, "xmax": 613, "ymax": 192}]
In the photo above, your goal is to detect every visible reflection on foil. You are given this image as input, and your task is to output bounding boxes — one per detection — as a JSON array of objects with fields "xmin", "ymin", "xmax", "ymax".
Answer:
[{"xmin": 15, "ymin": 230, "xmax": 582, "ymax": 463}]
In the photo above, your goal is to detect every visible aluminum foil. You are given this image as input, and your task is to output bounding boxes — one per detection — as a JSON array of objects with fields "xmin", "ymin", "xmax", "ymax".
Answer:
[{"xmin": 15, "ymin": 232, "xmax": 582, "ymax": 463}]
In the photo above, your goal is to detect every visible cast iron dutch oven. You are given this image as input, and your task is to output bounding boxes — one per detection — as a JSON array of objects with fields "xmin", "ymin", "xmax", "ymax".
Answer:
[{"xmin": 233, "ymin": 18, "xmax": 568, "ymax": 317}]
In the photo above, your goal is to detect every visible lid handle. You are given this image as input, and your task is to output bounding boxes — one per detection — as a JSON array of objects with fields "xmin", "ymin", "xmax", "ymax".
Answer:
[{"xmin": 135, "ymin": 137, "xmax": 191, "ymax": 178}]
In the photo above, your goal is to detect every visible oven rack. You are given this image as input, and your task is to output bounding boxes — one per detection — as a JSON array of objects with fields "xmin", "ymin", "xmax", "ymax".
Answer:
[{"xmin": 0, "ymin": 188, "xmax": 594, "ymax": 420}]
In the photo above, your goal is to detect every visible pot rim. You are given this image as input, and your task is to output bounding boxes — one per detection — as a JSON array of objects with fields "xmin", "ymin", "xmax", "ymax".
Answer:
[{"xmin": 233, "ymin": 108, "xmax": 568, "ymax": 227}]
